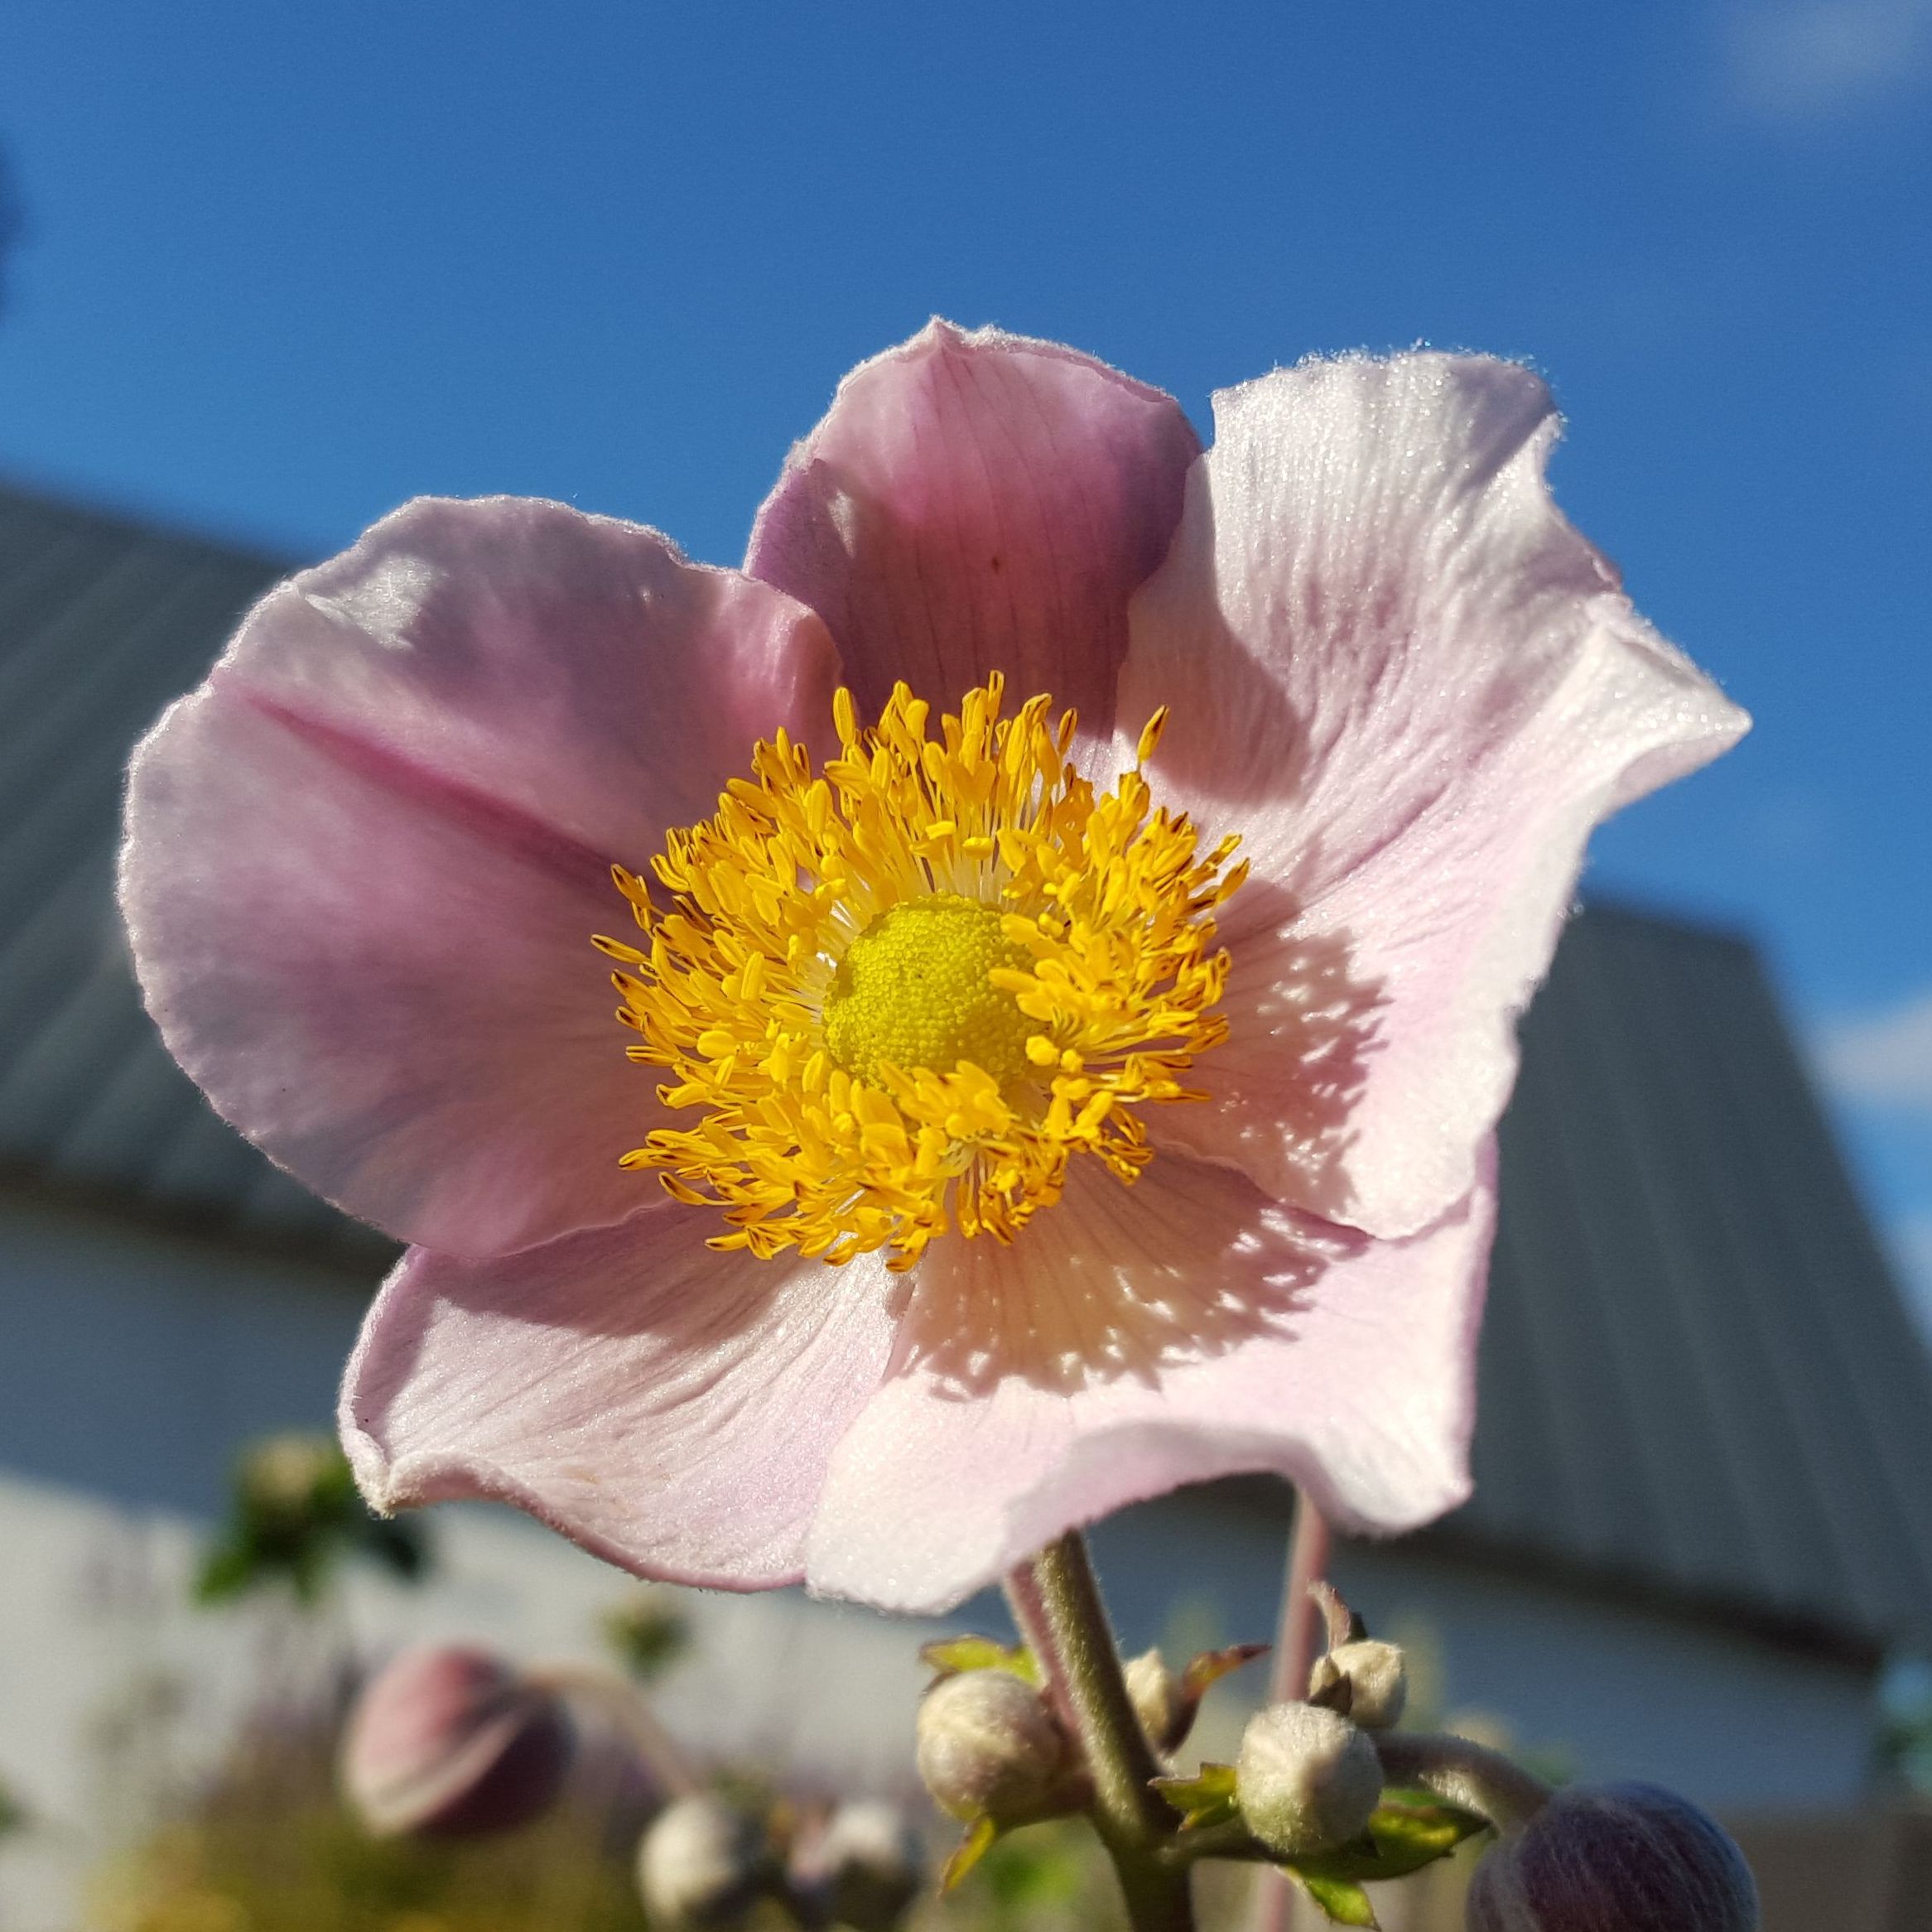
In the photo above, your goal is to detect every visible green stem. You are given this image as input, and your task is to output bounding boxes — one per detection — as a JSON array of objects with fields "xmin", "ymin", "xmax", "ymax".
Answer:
[{"xmin": 1005, "ymin": 1533, "xmax": 1196, "ymax": 1932}]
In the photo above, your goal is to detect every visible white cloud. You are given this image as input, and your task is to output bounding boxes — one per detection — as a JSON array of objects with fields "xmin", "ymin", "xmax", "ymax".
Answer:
[
  {"xmin": 1817, "ymin": 986, "xmax": 1932, "ymax": 1109},
  {"xmin": 1727, "ymin": 0, "xmax": 1932, "ymax": 118}
]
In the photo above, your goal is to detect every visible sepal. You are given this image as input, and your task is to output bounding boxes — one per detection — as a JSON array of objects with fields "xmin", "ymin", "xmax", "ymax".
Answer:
[
  {"xmin": 1148, "ymin": 1761, "xmax": 1241, "ymax": 1833},
  {"xmin": 918, "ymin": 1635, "xmax": 1039, "ymax": 1684},
  {"xmin": 940, "ymin": 1814, "xmax": 1001, "ymax": 1892},
  {"xmin": 1128, "ymin": 1641, "xmax": 1270, "ymax": 1756},
  {"xmin": 1289, "ymin": 1870, "xmax": 1378, "ymax": 1927}
]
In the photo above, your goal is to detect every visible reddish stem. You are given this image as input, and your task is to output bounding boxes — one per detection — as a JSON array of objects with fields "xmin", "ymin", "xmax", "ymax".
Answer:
[{"xmin": 1249, "ymin": 1491, "xmax": 1331, "ymax": 1932}]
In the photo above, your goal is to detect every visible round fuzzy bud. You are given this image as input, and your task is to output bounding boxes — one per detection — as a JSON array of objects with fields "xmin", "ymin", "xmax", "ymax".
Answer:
[
  {"xmin": 340, "ymin": 1644, "xmax": 572, "ymax": 1838},
  {"xmin": 792, "ymin": 1800, "xmax": 924, "ymax": 1932},
  {"xmin": 1308, "ymin": 1640, "xmax": 1408, "ymax": 1731},
  {"xmin": 636, "ymin": 1793, "xmax": 770, "ymax": 1928},
  {"xmin": 1235, "ymin": 1702, "xmax": 1382, "ymax": 1857},
  {"xmin": 1125, "ymin": 1648, "xmax": 1186, "ymax": 1755},
  {"xmin": 915, "ymin": 1669, "xmax": 1073, "ymax": 1824},
  {"xmin": 1467, "ymin": 1782, "xmax": 1759, "ymax": 1932}
]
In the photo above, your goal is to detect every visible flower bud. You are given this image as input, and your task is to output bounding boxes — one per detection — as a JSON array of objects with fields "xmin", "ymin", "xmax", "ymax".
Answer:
[
  {"xmin": 1466, "ymin": 1782, "xmax": 1759, "ymax": 1932},
  {"xmin": 1235, "ymin": 1701, "xmax": 1382, "ymax": 1857},
  {"xmin": 1125, "ymin": 1648, "xmax": 1187, "ymax": 1755},
  {"xmin": 1308, "ymin": 1639, "xmax": 1408, "ymax": 1731},
  {"xmin": 340, "ymin": 1644, "xmax": 572, "ymax": 1838},
  {"xmin": 636, "ymin": 1793, "xmax": 770, "ymax": 1928},
  {"xmin": 914, "ymin": 1669, "xmax": 1076, "ymax": 1824},
  {"xmin": 790, "ymin": 1800, "xmax": 924, "ymax": 1932}
]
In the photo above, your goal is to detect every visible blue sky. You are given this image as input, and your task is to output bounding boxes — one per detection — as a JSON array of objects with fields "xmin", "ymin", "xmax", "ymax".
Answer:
[{"xmin": 2, "ymin": 0, "xmax": 1930, "ymax": 1312}]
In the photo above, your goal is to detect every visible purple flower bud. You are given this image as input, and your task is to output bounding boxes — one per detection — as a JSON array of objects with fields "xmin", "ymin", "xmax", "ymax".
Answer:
[
  {"xmin": 339, "ymin": 1644, "xmax": 572, "ymax": 1838},
  {"xmin": 635, "ymin": 1793, "xmax": 769, "ymax": 1929},
  {"xmin": 914, "ymin": 1669, "xmax": 1078, "ymax": 1824},
  {"xmin": 1467, "ymin": 1782, "xmax": 1759, "ymax": 1932}
]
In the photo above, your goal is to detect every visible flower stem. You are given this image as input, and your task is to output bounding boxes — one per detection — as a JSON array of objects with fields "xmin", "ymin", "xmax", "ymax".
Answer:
[
  {"xmin": 1265, "ymin": 1491, "xmax": 1332, "ymax": 1708},
  {"xmin": 1373, "ymin": 1732, "xmax": 1552, "ymax": 1833},
  {"xmin": 1005, "ymin": 1533, "xmax": 1195, "ymax": 1932},
  {"xmin": 523, "ymin": 1659, "xmax": 699, "ymax": 1797},
  {"xmin": 1249, "ymin": 1489, "xmax": 1331, "ymax": 1932}
]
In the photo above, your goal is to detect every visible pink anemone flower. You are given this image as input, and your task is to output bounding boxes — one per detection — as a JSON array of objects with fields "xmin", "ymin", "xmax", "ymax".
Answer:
[{"xmin": 119, "ymin": 323, "xmax": 1746, "ymax": 1614}]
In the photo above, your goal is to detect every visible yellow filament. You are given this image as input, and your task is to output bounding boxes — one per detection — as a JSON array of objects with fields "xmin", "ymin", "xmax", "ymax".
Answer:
[{"xmin": 595, "ymin": 675, "xmax": 1246, "ymax": 1271}]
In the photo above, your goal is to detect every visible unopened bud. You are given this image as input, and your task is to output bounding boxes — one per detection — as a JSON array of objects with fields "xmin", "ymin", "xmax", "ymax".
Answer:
[
  {"xmin": 1308, "ymin": 1639, "xmax": 1407, "ymax": 1730},
  {"xmin": 1466, "ymin": 1782, "xmax": 1759, "ymax": 1932},
  {"xmin": 636, "ymin": 1793, "xmax": 770, "ymax": 1929},
  {"xmin": 790, "ymin": 1800, "xmax": 923, "ymax": 1932},
  {"xmin": 1125, "ymin": 1649, "xmax": 1188, "ymax": 1755},
  {"xmin": 242, "ymin": 1431, "xmax": 344, "ymax": 1515},
  {"xmin": 340, "ymin": 1644, "xmax": 572, "ymax": 1838},
  {"xmin": 915, "ymin": 1669, "xmax": 1077, "ymax": 1824},
  {"xmin": 1235, "ymin": 1702, "xmax": 1381, "ymax": 1857}
]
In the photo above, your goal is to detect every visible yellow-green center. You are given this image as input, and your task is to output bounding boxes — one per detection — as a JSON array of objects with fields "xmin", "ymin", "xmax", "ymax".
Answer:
[{"xmin": 822, "ymin": 894, "xmax": 1035, "ymax": 1085}]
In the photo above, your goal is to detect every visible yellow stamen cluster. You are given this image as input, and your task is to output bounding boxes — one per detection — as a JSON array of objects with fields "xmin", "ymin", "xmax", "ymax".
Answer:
[{"xmin": 595, "ymin": 676, "xmax": 1246, "ymax": 1271}]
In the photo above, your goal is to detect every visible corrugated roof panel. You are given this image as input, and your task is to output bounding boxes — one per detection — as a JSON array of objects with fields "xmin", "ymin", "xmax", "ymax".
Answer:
[
  {"xmin": 1685, "ymin": 936, "xmax": 1932, "ymax": 1626},
  {"xmin": 2, "ymin": 480, "xmax": 1930, "ymax": 1646},
  {"xmin": 1456, "ymin": 910, "xmax": 1932, "ymax": 1648},
  {"xmin": 0, "ymin": 483, "xmax": 367, "ymax": 1260}
]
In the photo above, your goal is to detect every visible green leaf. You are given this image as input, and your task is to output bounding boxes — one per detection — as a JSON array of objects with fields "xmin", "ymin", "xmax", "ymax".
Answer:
[
  {"xmin": 1284, "ymin": 1800, "xmax": 1491, "ymax": 1887},
  {"xmin": 1364, "ymin": 1797, "xmax": 1489, "ymax": 1874},
  {"xmin": 192, "ymin": 1434, "xmax": 436, "ymax": 1609},
  {"xmin": 941, "ymin": 1814, "xmax": 1000, "ymax": 1891},
  {"xmin": 918, "ymin": 1635, "xmax": 1038, "ymax": 1683},
  {"xmin": 1148, "ymin": 1761, "xmax": 1240, "ymax": 1831},
  {"xmin": 192, "ymin": 1537, "xmax": 258, "ymax": 1606},
  {"xmin": 1293, "ymin": 1871, "xmax": 1379, "ymax": 1927}
]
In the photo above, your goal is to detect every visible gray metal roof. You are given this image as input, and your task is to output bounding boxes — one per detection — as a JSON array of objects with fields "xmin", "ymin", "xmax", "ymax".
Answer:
[
  {"xmin": 0, "ymin": 481, "xmax": 393, "ymax": 1267},
  {"xmin": 2, "ymin": 479, "xmax": 1930, "ymax": 1649},
  {"xmin": 1452, "ymin": 905, "xmax": 1932, "ymax": 1655}
]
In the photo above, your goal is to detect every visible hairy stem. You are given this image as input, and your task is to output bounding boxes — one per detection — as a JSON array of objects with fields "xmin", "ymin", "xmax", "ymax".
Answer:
[
  {"xmin": 1374, "ymin": 1732, "xmax": 1553, "ymax": 1833},
  {"xmin": 1249, "ymin": 1490, "xmax": 1331, "ymax": 1932},
  {"xmin": 1006, "ymin": 1533, "xmax": 1195, "ymax": 1932},
  {"xmin": 1265, "ymin": 1492, "xmax": 1333, "ymax": 1709}
]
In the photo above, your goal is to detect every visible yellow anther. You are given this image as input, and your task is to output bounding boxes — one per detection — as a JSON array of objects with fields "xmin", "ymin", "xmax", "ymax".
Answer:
[{"xmin": 600, "ymin": 681, "xmax": 1242, "ymax": 1269}]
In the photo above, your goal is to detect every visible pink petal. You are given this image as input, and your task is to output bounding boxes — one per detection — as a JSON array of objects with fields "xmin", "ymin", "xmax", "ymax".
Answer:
[
  {"xmin": 802, "ymin": 1149, "xmax": 1495, "ymax": 1614},
  {"xmin": 218, "ymin": 496, "xmax": 841, "ymax": 860},
  {"xmin": 122, "ymin": 687, "xmax": 653, "ymax": 1254},
  {"xmin": 121, "ymin": 499, "xmax": 839, "ymax": 1255},
  {"xmin": 341, "ymin": 1202, "xmax": 899, "ymax": 1590},
  {"xmin": 1115, "ymin": 354, "xmax": 1748, "ymax": 1240},
  {"xmin": 746, "ymin": 320, "xmax": 1200, "ymax": 736}
]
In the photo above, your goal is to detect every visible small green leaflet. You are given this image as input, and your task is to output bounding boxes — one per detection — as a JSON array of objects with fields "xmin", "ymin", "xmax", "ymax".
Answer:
[
  {"xmin": 941, "ymin": 1814, "xmax": 1000, "ymax": 1891},
  {"xmin": 1148, "ymin": 1761, "xmax": 1240, "ymax": 1831},
  {"xmin": 918, "ymin": 1635, "xmax": 1039, "ymax": 1683},
  {"xmin": 1292, "ymin": 1872, "xmax": 1378, "ymax": 1927}
]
